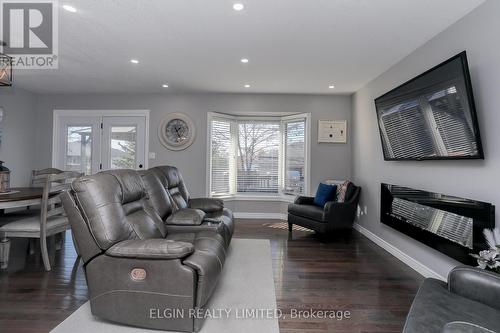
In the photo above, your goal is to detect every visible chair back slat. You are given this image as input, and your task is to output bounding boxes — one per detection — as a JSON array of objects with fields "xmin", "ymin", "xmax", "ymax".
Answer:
[
  {"xmin": 31, "ymin": 168, "xmax": 64, "ymax": 187},
  {"xmin": 39, "ymin": 171, "xmax": 83, "ymax": 237}
]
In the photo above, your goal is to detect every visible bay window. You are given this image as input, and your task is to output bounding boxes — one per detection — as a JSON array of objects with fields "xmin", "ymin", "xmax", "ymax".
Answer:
[{"xmin": 207, "ymin": 112, "xmax": 310, "ymax": 198}]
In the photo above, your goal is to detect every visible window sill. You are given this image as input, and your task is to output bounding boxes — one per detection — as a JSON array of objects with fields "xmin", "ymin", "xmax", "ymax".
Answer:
[{"xmin": 211, "ymin": 194, "xmax": 297, "ymax": 203}]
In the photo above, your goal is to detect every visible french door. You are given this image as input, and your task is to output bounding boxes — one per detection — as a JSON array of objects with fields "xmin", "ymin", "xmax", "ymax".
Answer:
[{"xmin": 54, "ymin": 111, "xmax": 148, "ymax": 175}]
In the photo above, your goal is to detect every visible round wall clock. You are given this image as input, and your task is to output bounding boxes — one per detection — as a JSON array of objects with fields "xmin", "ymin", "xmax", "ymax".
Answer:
[{"xmin": 158, "ymin": 112, "xmax": 196, "ymax": 151}]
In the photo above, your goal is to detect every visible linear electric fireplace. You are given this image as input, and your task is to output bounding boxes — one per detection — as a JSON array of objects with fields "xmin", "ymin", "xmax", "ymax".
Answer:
[{"xmin": 381, "ymin": 183, "xmax": 495, "ymax": 264}]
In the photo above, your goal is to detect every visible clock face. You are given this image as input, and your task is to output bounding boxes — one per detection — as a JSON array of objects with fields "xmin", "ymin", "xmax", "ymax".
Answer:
[
  {"xmin": 158, "ymin": 113, "xmax": 196, "ymax": 151},
  {"xmin": 165, "ymin": 119, "xmax": 190, "ymax": 145}
]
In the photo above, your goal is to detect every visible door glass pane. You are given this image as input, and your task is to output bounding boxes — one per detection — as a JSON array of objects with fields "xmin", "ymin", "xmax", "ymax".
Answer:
[
  {"xmin": 110, "ymin": 126, "xmax": 137, "ymax": 169},
  {"xmin": 65, "ymin": 126, "xmax": 92, "ymax": 175}
]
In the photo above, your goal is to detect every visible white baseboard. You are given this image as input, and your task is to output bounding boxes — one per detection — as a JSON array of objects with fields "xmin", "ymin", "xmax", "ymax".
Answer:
[
  {"xmin": 353, "ymin": 223, "xmax": 446, "ymax": 281},
  {"xmin": 234, "ymin": 212, "xmax": 287, "ymax": 220}
]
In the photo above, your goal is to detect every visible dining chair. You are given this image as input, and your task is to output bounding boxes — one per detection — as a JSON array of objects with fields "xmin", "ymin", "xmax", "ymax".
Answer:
[
  {"xmin": 31, "ymin": 168, "xmax": 64, "ymax": 187},
  {"xmin": 28, "ymin": 168, "xmax": 65, "ymax": 253},
  {"xmin": 0, "ymin": 171, "xmax": 83, "ymax": 271}
]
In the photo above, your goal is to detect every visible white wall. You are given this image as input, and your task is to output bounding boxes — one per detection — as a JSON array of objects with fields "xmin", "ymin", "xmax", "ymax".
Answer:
[
  {"xmin": 0, "ymin": 88, "xmax": 38, "ymax": 186},
  {"xmin": 352, "ymin": 0, "xmax": 499, "ymax": 278},
  {"xmin": 35, "ymin": 93, "xmax": 352, "ymax": 213}
]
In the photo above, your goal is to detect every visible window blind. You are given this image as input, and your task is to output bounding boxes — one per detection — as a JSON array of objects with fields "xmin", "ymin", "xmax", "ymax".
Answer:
[
  {"xmin": 237, "ymin": 122, "xmax": 280, "ymax": 193},
  {"xmin": 283, "ymin": 119, "xmax": 305, "ymax": 194},
  {"xmin": 210, "ymin": 119, "xmax": 232, "ymax": 195},
  {"xmin": 209, "ymin": 113, "xmax": 309, "ymax": 197}
]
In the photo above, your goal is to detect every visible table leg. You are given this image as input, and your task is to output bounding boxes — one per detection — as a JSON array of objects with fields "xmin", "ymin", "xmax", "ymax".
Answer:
[{"xmin": 0, "ymin": 237, "xmax": 10, "ymax": 270}]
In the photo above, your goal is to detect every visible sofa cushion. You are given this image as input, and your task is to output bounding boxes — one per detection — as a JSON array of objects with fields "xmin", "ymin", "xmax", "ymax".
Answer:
[
  {"xmin": 166, "ymin": 231, "xmax": 226, "ymax": 265},
  {"xmin": 151, "ymin": 166, "xmax": 190, "ymax": 210},
  {"xmin": 337, "ymin": 181, "xmax": 352, "ymax": 202},
  {"xmin": 139, "ymin": 169, "xmax": 175, "ymax": 220},
  {"xmin": 323, "ymin": 179, "xmax": 356, "ymax": 202},
  {"xmin": 71, "ymin": 171, "xmax": 165, "ymax": 250},
  {"xmin": 314, "ymin": 183, "xmax": 337, "ymax": 207},
  {"xmin": 106, "ymin": 239, "xmax": 194, "ymax": 259},
  {"xmin": 403, "ymin": 278, "xmax": 500, "ymax": 333},
  {"xmin": 288, "ymin": 203, "xmax": 324, "ymax": 222}
]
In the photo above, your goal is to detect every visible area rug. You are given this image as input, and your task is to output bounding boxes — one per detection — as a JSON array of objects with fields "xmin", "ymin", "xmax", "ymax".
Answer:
[{"xmin": 50, "ymin": 238, "xmax": 279, "ymax": 333}]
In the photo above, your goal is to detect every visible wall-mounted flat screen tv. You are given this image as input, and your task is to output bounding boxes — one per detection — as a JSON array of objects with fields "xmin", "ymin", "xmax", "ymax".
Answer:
[{"xmin": 375, "ymin": 51, "xmax": 484, "ymax": 161}]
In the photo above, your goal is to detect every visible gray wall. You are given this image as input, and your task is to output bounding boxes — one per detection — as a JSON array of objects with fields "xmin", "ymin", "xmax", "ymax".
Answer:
[
  {"xmin": 35, "ymin": 93, "xmax": 352, "ymax": 212},
  {"xmin": 352, "ymin": 0, "xmax": 499, "ymax": 278},
  {"xmin": 0, "ymin": 88, "xmax": 38, "ymax": 186}
]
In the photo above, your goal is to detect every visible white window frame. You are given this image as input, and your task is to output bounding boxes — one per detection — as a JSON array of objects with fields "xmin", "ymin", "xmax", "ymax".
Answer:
[
  {"xmin": 52, "ymin": 109, "xmax": 150, "ymax": 171},
  {"xmin": 206, "ymin": 112, "xmax": 311, "ymax": 201}
]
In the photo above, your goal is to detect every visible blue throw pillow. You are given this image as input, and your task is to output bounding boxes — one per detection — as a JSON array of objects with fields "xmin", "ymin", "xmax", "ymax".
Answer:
[{"xmin": 313, "ymin": 183, "xmax": 337, "ymax": 207}]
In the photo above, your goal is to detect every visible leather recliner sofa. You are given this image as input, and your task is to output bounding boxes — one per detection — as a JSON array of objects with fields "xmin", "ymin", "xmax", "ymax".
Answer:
[
  {"xmin": 61, "ymin": 169, "xmax": 233, "ymax": 332},
  {"xmin": 403, "ymin": 266, "xmax": 500, "ymax": 333},
  {"xmin": 140, "ymin": 166, "xmax": 234, "ymax": 246}
]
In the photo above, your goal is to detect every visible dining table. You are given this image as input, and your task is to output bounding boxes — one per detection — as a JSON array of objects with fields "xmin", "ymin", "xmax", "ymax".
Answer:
[
  {"xmin": 0, "ymin": 187, "xmax": 47, "ymax": 214},
  {"xmin": 0, "ymin": 187, "xmax": 57, "ymax": 269}
]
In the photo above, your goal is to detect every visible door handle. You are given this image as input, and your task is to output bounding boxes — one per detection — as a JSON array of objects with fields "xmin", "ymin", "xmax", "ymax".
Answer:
[{"xmin": 139, "ymin": 164, "xmax": 143, "ymax": 169}]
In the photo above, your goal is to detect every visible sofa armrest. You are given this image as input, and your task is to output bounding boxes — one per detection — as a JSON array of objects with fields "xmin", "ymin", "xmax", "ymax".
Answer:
[
  {"xmin": 166, "ymin": 208, "xmax": 206, "ymax": 226},
  {"xmin": 448, "ymin": 266, "xmax": 500, "ymax": 311},
  {"xmin": 106, "ymin": 239, "xmax": 194, "ymax": 259},
  {"xmin": 441, "ymin": 321, "xmax": 497, "ymax": 333},
  {"xmin": 188, "ymin": 198, "xmax": 224, "ymax": 213},
  {"xmin": 294, "ymin": 196, "xmax": 315, "ymax": 205}
]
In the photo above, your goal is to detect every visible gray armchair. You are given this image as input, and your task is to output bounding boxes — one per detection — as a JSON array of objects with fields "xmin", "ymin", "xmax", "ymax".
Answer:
[
  {"xmin": 287, "ymin": 184, "xmax": 361, "ymax": 235},
  {"xmin": 403, "ymin": 266, "xmax": 500, "ymax": 333}
]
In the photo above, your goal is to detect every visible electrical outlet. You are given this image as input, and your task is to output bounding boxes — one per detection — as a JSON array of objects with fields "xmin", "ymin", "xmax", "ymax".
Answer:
[
  {"xmin": 363, "ymin": 206, "xmax": 368, "ymax": 215},
  {"xmin": 148, "ymin": 152, "xmax": 156, "ymax": 159},
  {"xmin": 357, "ymin": 205, "xmax": 362, "ymax": 217}
]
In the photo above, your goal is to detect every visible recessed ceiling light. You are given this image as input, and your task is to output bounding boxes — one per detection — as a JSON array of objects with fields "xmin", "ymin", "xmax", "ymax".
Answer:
[
  {"xmin": 329, "ymin": 84, "xmax": 335, "ymax": 89},
  {"xmin": 62, "ymin": 5, "xmax": 77, "ymax": 12},
  {"xmin": 240, "ymin": 58, "xmax": 249, "ymax": 63},
  {"xmin": 162, "ymin": 84, "xmax": 169, "ymax": 88},
  {"xmin": 244, "ymin": 84, "xmax": 251, "ymax": 88},
  {"xmin": 130, "ymin": 59, "xmax": 139, "ymax": 64},
  {"xmin": 233, "ymin": 3, "xmax": 244, "ymax": 11}
]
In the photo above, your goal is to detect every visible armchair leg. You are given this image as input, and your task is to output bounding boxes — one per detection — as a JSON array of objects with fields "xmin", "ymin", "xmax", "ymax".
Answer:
[{"xmin": 288, "ymin": 222, "xmax": 293, "ymax": 232}]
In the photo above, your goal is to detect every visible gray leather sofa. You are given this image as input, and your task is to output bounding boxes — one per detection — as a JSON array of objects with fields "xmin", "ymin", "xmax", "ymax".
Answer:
[
  {"xmin": 61, "ymin": 169, "xmax": 232, "ymax": 332},
  {"xmin": 403, "ymin": 266, "xmax": 500, "ymax": 333},
  {"xmin": 140, "ymin": 166, "xmax": 234, "ymax": 246}
]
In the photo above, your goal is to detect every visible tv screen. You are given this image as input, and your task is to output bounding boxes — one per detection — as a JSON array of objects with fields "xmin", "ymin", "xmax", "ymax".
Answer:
[{"xmin": 375, "ymin": 52, "xmax": 484, "ymax": 161}]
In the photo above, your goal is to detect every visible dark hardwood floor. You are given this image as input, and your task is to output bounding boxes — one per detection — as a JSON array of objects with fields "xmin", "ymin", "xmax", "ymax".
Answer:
[{"xmin": 0, "ymin": 220, "xmax": 423, "ymax": 333}]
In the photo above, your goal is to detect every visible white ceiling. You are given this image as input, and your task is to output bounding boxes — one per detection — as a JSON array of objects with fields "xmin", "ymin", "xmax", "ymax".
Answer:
[{"xmin": 12, "ymin": 0, "xmax": 486, "ymax": 95}]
